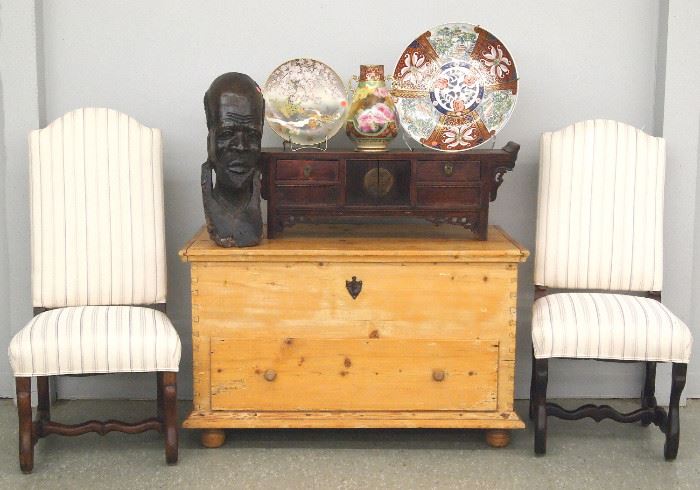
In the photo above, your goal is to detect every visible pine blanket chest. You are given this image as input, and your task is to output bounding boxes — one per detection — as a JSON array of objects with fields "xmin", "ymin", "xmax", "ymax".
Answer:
[{"xmin": 179, "ymin": 224, "xmax": 528, "ymax": 448}]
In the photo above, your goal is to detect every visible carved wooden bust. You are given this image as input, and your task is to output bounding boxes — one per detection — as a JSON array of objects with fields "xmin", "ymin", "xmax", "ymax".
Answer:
[{"xmin": 201, "ymin": 72, "xmax": 264, "ymax": 247}]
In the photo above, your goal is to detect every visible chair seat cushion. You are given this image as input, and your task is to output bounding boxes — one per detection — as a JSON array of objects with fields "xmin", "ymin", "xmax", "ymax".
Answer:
[
  {"xmin": 8, "ymin": 306, "xmax": 181, "ymax": 376},
  {"xmin": 532, "ymin": 293, "xmax": 692, "ymax": 363}
]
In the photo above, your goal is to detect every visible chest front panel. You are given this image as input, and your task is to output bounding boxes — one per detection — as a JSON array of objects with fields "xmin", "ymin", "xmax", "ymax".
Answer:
[{"xmin": 181, "ymin": 225, "xmax": 527, "ymax": 431}]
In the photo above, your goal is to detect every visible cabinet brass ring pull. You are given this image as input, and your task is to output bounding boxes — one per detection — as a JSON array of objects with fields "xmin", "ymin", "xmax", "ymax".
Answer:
[
  {"xmin": 264, "ymin": 369, "xmax": 277, "ymax": 382},
  {"xmin": 303, "ymin": 165, "xmax": 312, "ymax": 178},
  {"xmin": 432, "ymin": 369, "xmax": 446, "ymax": 382},
  {"xmin": 443, "ymin": 163, "xmax": 454, "ymax": 177}
]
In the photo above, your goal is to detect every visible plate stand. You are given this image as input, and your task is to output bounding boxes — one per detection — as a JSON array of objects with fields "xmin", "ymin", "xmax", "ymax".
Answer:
[
  {"xmin": 400, "ymin": 131, "xmax": 414, "ymax": 151},
  {"xmin": 283, "ymin": 137, "xmax": 328, "ymax": 152}
]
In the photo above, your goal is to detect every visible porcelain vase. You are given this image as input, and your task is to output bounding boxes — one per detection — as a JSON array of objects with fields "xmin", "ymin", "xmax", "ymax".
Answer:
[{"xmin": 346, "ymin": 65, "xmax": 398, "ymax": 151}]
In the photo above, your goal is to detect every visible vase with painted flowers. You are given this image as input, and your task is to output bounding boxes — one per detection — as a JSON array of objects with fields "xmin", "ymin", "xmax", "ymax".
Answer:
[{"xmin": 346, "ymin": 65, "xmax": 398, "ymax": 151}]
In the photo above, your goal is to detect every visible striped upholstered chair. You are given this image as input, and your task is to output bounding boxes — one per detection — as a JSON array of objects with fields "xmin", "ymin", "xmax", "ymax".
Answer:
[
  {"xmin": 8, "ymin": 108, "xmax": 181, "ymax": 473},
  {"xmin": 530, "ymin": 120, "xmax": 693, "ymax": 460}
]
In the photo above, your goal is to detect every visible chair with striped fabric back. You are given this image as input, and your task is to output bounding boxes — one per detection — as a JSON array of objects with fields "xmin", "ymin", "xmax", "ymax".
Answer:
[
  {"xmin": 530, "ymin": 119, "xmax": 692, "ymax": 460},
  {"xmin": 7, "ymin": 108, "xmax": 181, "ymax": 473}
]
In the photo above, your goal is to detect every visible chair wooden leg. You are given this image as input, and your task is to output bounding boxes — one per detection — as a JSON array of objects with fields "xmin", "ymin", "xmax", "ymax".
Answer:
[
  {"xmin": 16, "ymin": 377, "xmax": 34, "ymax": 474},
  {"xmin": 156, "ymin": 372, "xmax": 164, "ymax": 421},
  {"xmin": 37, "ymin": 376, "xmax": 51, "ymax": 424},
  {"xmin": 161, "ymin": 372, "xmax": 178, "ymax": 465},
  {"xmin": 529, "ymin": 349, "xmax": 536, "ymax": 420},
  {"xmin": 640, "ymin": 362, "xmax": 656, "ymax": 426},
  {"xmin": 533, "ymin": 358, "xmax": 549, "ymax": 455},
  {"xmin": 664, "ymin": 363, "xmax": 687, "ymax": 461}
]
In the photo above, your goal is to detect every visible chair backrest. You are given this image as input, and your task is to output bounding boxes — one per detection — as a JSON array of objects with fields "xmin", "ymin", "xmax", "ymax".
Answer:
[
  {"xmin": 29, "ymin": 108, "xmax": 167, "ymax": 308},
  {"xmin": 534, "ymin": 119, "xmax": 665, "ymax": 291}
]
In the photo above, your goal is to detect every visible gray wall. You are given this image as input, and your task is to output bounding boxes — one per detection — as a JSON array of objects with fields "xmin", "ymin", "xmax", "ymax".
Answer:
[
  {"xmin": 0, "ymin": 0, "xmax": 40, "ymax": 396},
  {"xmin": 669, "ymin": 0, "xmax": 700, "ymax": 397},
  {"xmin": 0, "ymin": 0, "xmax": 697, "ymax": 400}
]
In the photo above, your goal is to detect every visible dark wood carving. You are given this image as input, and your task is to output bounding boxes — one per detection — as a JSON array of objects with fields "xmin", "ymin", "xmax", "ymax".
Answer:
[
  {"xmin": 532, "ymin": 356, "xmax": 548, "ymax": 455},
  {"xmin": 201, "ymin": 72, "xmax": 265, "ymax": 248},
  {"xmin": 533, "ymin": 285, "xmax": 548, "ymax": 302},
  {"xmin": 261, "ymin": 143, "xmax": 519, "ymax": 240},
  {"xmin": 490, "ymin": 166, "xmax": 511, "ymax": 201},
  {"xmin": 425, "ymin": 216, "xmax": 478, "ymax": 232},
  {"xmin": 641, "ymin": 361, "xmax": 657, "ymax": 426},
  {"xmin": 16, "ymin": 377, "xmax": 33, "ymax": 474},
  {"xmin": 15, "ymin": 371, "xmax": 178, "ymax": 473},
  {"xmin": 281, "ymin": 215, "xmax": 311, "ymax": 229},
  {"xmin": 647, "ymin": 290, "xmax": 662, "ymax": 302},
  {"xmin": 665, "ymin": 363, "xmax": 687, "ymax": 460},
  {"xmin": 36, "ymin": 376, "xmax": 51, "ymax": 424},
  {"xmin": 162, "ymin": 371, "xmax": 179, "ymax": 465},
  {"xmin": 545, "ymin": 402, "xmax": 667, "ymax": 424},
  {"xmin": 37, "ymin": 418, "xmax": 163, "ymax": 437},
  {"xmin": 489, "ymin": 141, "xmax": 519, "ymax": 201}
]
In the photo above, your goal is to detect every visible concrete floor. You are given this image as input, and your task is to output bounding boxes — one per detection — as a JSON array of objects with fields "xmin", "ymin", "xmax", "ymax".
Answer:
[{"xmin": 0, "ymin": 399, "xmax": 698, "ymax": 489}]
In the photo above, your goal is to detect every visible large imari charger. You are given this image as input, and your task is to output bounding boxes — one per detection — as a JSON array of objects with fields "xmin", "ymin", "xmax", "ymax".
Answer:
[{"xmin": 392, "ymin": 23, "xmax": 518, "ymax": 152}]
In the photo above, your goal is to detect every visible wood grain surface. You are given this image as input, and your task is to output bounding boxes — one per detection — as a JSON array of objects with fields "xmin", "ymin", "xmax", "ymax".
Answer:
[
  {"xmin": 180, "ymin": 223, "xmax": 527, "ymax": 435},
  {"xmin": 210, "ymin": 338, "xmax": 498, "ymax": 411}
]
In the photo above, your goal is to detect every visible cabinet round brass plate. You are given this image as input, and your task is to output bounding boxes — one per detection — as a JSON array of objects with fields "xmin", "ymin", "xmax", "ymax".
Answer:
[{"xmin": 363, "ymin": 167, "xmax": 394, "ymax": 198}]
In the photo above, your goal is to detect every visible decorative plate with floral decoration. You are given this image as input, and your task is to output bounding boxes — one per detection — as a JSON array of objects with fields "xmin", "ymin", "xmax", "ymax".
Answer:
[
  {"xmin": 392, "ymin": 23, "xmax": 518, "ymax": 152},
  {"xmin": 263, "ymin": 58, "xmax": 348, "ymax": 145}
]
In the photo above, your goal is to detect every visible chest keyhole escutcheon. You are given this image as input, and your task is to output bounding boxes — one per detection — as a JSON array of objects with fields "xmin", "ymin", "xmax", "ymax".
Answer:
[{"xmin": 346, "ymin": 276, "xmax": 363, "ymax": 300}]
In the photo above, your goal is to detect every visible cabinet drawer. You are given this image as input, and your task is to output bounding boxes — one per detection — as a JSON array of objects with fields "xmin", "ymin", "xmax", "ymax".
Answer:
[
  {"xmin": 416, "ymin": 161, "xmax": 480, "ymax": 182},
  {"xmin": 193, "ymin": 261, "xmax": 517, "ymax": 339},
  {"xmin": 276, "ymin": 160, "xmax": 339, "ymax": 182},
  {"xmin": 276, "ymin": 184, "xmax": 339, "ymax": 206},
  {"xmin": 416, "ymin": 186, "xmax": 480, "ymax": 207},
  {"xmin": 210, "ymin": 338, "xmax": 499, "ymax": 411}
]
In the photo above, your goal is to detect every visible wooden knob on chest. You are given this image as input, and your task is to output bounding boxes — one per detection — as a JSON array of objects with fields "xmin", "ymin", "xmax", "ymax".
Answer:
[
  {"xmin": 264, "ymin": 369, "xmax": 277, "ymax": 382},
  {"xmin": 432, "ymin": 369, "xmax": 446, "ymax": 382}
]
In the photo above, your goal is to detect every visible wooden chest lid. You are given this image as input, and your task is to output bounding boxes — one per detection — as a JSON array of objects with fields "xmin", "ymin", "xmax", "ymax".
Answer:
[{"xmin": 179, "ymin": 224, "xmax": 528, "ymax": 264}]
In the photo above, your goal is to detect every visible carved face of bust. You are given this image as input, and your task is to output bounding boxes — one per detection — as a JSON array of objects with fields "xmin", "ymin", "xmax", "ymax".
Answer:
[{"xmin": 205, "ymin": 73, "xmax": 264, "ymax": 191}]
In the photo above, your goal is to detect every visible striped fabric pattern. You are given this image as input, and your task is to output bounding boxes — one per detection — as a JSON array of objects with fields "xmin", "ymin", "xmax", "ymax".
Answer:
[
  {"xmin": 8, "ymin": 306, "xmax": 181, "ymax": 376},
  {"xmin": 534, "ymin": 120, "xmax": 665, "ymax": 291},
  {"xmin": 532, "ymin": 293, "xmax": 692, "ymax": 363},
  {"xmin": 29, "ymin": 108, "xmax": 167, "ymax": 308}
]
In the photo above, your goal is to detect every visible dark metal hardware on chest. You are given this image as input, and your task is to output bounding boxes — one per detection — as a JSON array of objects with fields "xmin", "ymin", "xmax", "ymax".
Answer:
[{"xmin": 346, "ymin": 276, "xmax": 363, "ymax": 300}]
